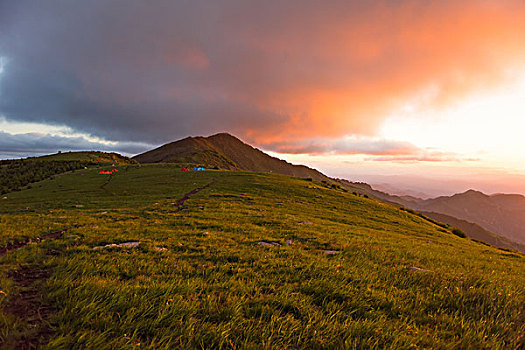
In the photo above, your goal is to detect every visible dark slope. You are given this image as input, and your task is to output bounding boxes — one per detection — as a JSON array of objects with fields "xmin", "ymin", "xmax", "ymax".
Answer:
[
  {"xmin": 133, "ymin": 133, "xmax": 331, "ymax": 182},
  {"xmin": 132, "ymin": 136, "xmax": 237, "ymax": 169},
  {"xmin": 421, "ymin": 211, "xmax": 525, "ymax": 253},
  {"xmin": 336, "ymin": 179, "xmax": 422, "ymax": 207}
]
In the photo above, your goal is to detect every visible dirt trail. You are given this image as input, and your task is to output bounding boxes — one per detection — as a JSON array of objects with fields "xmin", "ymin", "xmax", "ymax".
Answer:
[
  {"xmin": 2, "ymin": 265, "xmax": 56, "ymax": 349},
  {"xmin": 0, "ymin": 229, "xmax": 66, "ymax": 257},
  {"xmin": 174, "ymin": 179, "xmax": 215, "ymax": 212},
  {"xmin": 100, "ymin": 173, "xmax": 113, "ymax": 189}
]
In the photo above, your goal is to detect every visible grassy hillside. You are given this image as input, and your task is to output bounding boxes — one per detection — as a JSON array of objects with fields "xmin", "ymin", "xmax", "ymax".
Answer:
[
  {"xmin": 0, "ymin": 166, "xmax": 524, "ymax": 349},
  {"xmin": 0, "ymin": 152, "xmax": 136, "ymax": 195},
  {"xmin": 133, "ymin": 133, "xmax": 331, "ymax": 183}
]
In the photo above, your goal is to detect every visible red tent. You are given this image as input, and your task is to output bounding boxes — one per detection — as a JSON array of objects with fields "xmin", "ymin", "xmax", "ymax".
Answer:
[{"xmin": 181, "ymin": 168, "xmax": 189, "ymax": 171}]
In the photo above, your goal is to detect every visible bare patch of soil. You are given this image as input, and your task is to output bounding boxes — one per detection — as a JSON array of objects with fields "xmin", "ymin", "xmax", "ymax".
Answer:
[
  {"xmin": 2, "ymin": 265, "xmax": 56, "ymax": 349},
  {"xmin": 0, "ymin": 229, "xmax": 66, "ymax": 257}
]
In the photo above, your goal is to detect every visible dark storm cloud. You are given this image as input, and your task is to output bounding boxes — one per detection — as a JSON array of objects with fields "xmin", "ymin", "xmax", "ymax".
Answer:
[
  {"xmin": 1, "ymin": 0, "xmax": 525, "ymax": 152},
  {"xmin": 0, "ymin": 131, "xmax": 152, "ymax": 158},
  {"xmin": 0, "ymin": 0, "xmax": 285, "ymax": 144}
]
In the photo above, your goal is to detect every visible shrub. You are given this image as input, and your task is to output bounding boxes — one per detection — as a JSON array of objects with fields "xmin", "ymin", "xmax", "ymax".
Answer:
[{"xmin": 451, "ymin": 228, "xmax": 467, "ymax": 238}]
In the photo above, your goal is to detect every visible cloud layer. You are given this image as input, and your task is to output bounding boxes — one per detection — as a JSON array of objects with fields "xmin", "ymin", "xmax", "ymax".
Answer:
[
  {"xmin": 1, "ymin": 0, "xmax": 525, "ymax": 153},
  {"xmin": 262, "ymin": 136, "xmax": 417, "ymax": 156},
  {"xmin": 0, "ymin": 131, "xmax": 151, "ymax": 159}
]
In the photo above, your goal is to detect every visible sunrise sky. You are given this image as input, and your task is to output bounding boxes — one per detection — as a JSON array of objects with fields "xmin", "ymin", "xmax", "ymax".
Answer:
[{"xmin": 1, "ymin": 1, "xmax": 525, "ymax": 196}]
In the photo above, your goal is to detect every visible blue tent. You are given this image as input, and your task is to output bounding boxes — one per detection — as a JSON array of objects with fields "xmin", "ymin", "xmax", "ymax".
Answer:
[{"xmin": 192, "ymin": 167, "xmax": 206, "ymax": 171}]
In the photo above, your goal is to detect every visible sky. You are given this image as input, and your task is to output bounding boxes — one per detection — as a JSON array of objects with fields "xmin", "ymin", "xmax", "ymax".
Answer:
[{"xmin": 1, "ymin": 0, "xmax": 525, "ymax": 196}]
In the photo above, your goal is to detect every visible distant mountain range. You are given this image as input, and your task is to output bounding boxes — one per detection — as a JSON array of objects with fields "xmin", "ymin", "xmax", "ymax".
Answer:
[
  {"xmin": 414, "ymin": 190, "xmax": 525, "ymax": 245},
  {"xmin": 339, "ymin": 181, "xmax": 525, "ymax": 251},
  {"xmin": 133, "ymin": 133, "xmax": 525, "ymax": 253}
]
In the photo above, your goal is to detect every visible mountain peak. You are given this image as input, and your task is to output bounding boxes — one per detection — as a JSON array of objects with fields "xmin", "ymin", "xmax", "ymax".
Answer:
[
  {"xmin": 208, "ymin": 132, "xmax": 237, "ymax": 138},
  {"xmin": 206, "ymin": 132, "xmax": 243, "ymax": 142},
  {"xmin": 206, "ymin": 132, "xmax": 246, "ymax": 145},
  {"xmin": 460, "ymin": 189, "xmax": 486, "ymax": 197},
  {"xmin": 133, "ymin": 133, "xmax": 331, "ymax": 182}
]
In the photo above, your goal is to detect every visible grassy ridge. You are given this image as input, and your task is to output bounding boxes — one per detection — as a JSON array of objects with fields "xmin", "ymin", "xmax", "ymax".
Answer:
[
  {"xmin": 36, "ymin": 151, "xmax": 136, "ymax": 164},
  {"xmin": 0, "ymin": 160, "xmax": 95, "ymax": 194},
  {"xmin": 0, "ymin": 151, "xmax": 136, "ymax": 194},
  {"xmin": 0, "ymin": 165, "xmax": 524, "ymax": 349}
]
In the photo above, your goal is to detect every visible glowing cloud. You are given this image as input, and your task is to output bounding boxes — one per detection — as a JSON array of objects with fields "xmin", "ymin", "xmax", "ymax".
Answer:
[{"xmin": 1, "ymin": 0, "xmax": 525, "ymax": 148}]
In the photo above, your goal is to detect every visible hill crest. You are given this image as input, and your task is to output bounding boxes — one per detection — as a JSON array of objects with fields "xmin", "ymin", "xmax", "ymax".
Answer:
[{"xmin": 133, "ymin": 133, "xmax": 331, "ymax": 182}]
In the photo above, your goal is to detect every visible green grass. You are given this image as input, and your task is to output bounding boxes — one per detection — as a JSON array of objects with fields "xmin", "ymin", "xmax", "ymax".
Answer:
[{"xmin": 1, "ymin": 165, "xmax": 524, "ymax": 349}]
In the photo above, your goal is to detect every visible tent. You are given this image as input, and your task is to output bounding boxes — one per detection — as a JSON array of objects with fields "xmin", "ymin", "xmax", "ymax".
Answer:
[
  {"xmin": 181, "ymin": 168, "xmax": 189, "ymax": 171},
  {"xmin": 98, "ymin": 170, "xmax": 112, "ymax": 175},
  {"xmin": 192, "ymin": 167, "xmax": 206, "ymax": 171}
]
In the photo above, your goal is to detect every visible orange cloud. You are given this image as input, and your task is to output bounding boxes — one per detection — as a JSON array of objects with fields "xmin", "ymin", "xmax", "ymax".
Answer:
[
  {"xmin": 261, "ymin": 136, "xmax": 419, "ymax": 156},
  {"xmin": 369, "ymin": 154, "xmax": 479, "ymax": 163},
  {"xmin": 234, "ymin": 1, "xmax": 525, "ymax": 146},
  {"xmin": 259, "ymin": 135, "xmax": 478, "ymax": 163}
]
